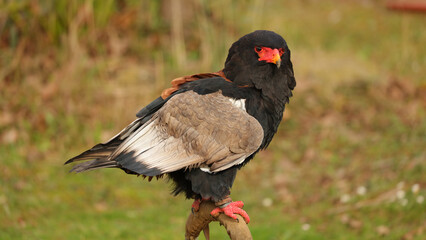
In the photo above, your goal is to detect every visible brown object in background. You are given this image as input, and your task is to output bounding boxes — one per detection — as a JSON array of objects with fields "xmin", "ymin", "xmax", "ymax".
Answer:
[{"xmin": 387, "ymin": 1, "xmax": 426, "ymax": 13}]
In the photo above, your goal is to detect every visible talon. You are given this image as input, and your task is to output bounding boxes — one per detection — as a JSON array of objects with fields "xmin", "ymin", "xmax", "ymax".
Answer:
[{"xmin": 210, "ymin": 201, "xmax": 250, "ymax": 224}]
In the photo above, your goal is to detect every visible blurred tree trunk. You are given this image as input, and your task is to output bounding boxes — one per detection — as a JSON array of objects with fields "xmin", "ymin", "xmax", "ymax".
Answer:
[{"xmin": 170, "ymin": 0, "xmax": 186, "ymax": 67}]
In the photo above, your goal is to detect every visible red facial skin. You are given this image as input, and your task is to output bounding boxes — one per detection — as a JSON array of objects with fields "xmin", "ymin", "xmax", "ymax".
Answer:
[{"xmin": 255, "ymin": 46, "xmax": 284, "ymax": 65}]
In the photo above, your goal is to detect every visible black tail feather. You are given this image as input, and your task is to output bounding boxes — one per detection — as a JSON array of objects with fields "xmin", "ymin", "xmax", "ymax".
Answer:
[
  {"xmin": 65, "ymin": 139, "xmax": 122, "ymax": 165},
  {"xmin": 66, "ymin": 119, "xmax": 147, "ymax": 174},
  {"xmin": 69, "ymin": 159, "xmax": 119, "ymax": 173},
  {"xmin": 65, "ymin": 137, "xmax": 123, "ymax": 172}
]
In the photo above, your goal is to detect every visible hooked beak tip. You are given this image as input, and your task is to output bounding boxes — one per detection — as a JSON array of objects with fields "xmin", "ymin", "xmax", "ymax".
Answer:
[{"xmin": 276, "ymin": 58, "xmax": 282, "ymax": 68}]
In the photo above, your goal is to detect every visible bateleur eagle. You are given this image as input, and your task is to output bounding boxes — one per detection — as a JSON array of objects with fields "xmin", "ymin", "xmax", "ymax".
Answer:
[{"xmin": 65, "ymin": 30, "xmax": 296, "ymax": 224}]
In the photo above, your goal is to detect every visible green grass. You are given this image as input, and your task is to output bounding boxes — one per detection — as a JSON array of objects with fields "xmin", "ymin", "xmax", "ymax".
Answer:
[{"xmin": 1, "ymin": 0, "xmax": 425, "ymax": 239}]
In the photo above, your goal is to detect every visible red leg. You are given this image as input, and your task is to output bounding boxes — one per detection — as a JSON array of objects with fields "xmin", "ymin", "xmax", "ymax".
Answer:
[
  {"xmin": 211, "ymin": 201, "xmax": 250, "ymax": 224},
  {"xmin": 191, "ymin": 197, "xmax": 211, "ymax": 212},
  {"xmin": 191, "ymin": 198, "xmax": 202, "ymax": 212}
]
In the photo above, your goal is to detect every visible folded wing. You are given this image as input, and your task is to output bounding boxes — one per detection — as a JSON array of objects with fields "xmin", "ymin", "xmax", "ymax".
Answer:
[{"xmin": 110, "ymin": 91, "xmax": 263, "ymax": 176}]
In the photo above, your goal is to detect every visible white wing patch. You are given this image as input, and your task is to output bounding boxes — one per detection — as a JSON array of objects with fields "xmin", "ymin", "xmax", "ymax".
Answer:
[
  {"xmin": 110, "ymin": 119, "xmax": 204, "ymax": 175},
  {"xmin": 200, "ymin": 167, "xmax": 212, "ymax": 173},
  {"xmin": 228, "ymin": 98, "xmax": 246, "ymax": 111}
]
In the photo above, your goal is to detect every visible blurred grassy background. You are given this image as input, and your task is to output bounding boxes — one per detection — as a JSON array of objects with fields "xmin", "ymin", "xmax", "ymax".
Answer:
[{"xmin": 1, "ymin": 0, "xmax": 425, "ymax": 239}]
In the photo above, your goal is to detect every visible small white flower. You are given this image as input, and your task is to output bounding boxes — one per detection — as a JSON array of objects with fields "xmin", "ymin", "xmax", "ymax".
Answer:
[
  {"xmin": 396, "ymin": 190, "xmax": 405, "ymax": 199},
  {"xmin": 416, "ymin": 195, "xmax": 424, "ymax": 204},
  {"xmin": 411, "ymin": 184, "xmax": 420, "ymax": 194},
  {"xmin": 302, "ymin": 223, "xmax": 310, "ymax": 231},
  {"xmin": 340, "ymin": 194, "xmax": 351, "ymax": 203},
  {"xmin": 356, "ymin": 186, "xmax": 367, "ymax": 196},
  {"xmin": 262, "ymin": 198, "xmax": 273, "ymax": 207},
  {"xmin": 397, "ymin": 181, "xmax": 405, "ymax": 189}
]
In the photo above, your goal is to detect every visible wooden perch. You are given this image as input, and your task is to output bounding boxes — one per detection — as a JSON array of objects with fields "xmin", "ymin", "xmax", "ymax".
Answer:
[{"xmin": 185, "ymin": 200, "xmax": 252, "ymax": 240}]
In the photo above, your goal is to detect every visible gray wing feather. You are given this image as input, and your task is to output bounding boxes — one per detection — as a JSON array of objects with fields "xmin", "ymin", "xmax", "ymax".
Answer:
[{"xmin": 109, "ymin": 91, "xmax": 264, "ymax": 175}]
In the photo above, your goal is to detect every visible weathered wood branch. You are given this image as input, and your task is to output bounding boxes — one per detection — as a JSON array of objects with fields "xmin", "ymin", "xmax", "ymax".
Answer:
[{"xmin": 185, "ymin": 200, "xmax": 252, "ymax": 240}]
